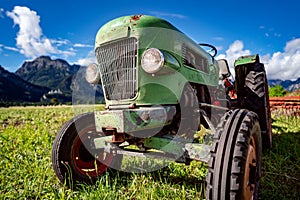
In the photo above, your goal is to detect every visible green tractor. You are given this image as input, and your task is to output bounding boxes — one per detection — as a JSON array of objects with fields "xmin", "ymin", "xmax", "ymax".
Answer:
[{"xmin": 52, "ymin": 15, "xmax": 272, "ymax": 199}]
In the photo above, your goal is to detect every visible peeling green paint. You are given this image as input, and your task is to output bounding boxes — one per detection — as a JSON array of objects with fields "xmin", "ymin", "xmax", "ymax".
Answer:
[
  {"xmin": 94, "ymin": 106, "xmax": 176, "ymax": 133},
  {"xmin": 234, "ymin": 54, "xmax": 259, "ymax": 67},
  {"xmin": 95, "ymin": 15, "xmax": 219, "ymax": 107}
]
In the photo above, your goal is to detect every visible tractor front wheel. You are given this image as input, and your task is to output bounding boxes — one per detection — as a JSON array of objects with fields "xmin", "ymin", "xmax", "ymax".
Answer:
[
  {"xmin": 51, "ymin": 113, "xmax": 115, "ymax": 187},
  {"xmin": 206, "ymin": 109, "xmax": 262, "ymax": 200}
]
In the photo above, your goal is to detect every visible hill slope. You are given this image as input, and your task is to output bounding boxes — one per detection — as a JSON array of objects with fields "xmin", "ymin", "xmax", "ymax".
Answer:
[
  {"xmin": 268, "ymin": 78, "xmax": 300, "ymax": 91},
  {"xmin": 15, "ymin": 56, "xmax": 81, "ymax": 95},
  {"xmin": 15, "ymin": 56, "xmax": 104, "ymax": 103},
  {"xmin": 0, "ymin": 65, "xmax": 49, "ymax": 102}
]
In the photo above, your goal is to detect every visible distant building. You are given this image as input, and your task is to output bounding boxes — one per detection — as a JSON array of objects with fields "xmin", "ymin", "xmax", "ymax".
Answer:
[{"xmin": 48, "ymin": 89, "xmax": 62, "ymax": 95}]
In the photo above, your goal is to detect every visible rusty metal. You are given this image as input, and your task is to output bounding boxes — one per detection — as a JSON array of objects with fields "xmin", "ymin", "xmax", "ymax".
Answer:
[
  {"xmin": 130, "ymin": 14, "xmax": 143, "ymax": 22},
  {"xmin": 269, "ymin": 96, "xmax": 300, "ymax": 105},
  {"xmin": 243, "ymin": 134, "xmax": 257, "ymax": 199},
  {"xmin": 102, "ymin": 127, "xmax": 125, "ymax": 144},
  {"xmin": 269, "ymin": 96, "xmax": 300, "ymax": 117},
  {"xmin": 107, "ymin": 103, "xmax": 137, "ymax": 110}
]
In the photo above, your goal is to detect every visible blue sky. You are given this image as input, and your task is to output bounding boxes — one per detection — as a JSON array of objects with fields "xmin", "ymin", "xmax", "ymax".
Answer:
[{"xmin": 0, "ymin": 0, "xmax": 300, "ymax": 80}]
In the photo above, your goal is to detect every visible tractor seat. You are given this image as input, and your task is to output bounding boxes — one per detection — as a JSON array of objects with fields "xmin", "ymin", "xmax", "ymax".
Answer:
[{"xmin": 218, "ymin": 59, "xmax": 231, "ymax": 80}]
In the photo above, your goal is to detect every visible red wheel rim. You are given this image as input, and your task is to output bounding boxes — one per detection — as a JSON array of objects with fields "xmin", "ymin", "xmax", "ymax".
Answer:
[
  {"xmin": 244, "ymin": 135, "xmax": 257, "ymax": 200},
  {"xmin": 71, "ymin": 128, "xmax": 113, "ymax": 177}
]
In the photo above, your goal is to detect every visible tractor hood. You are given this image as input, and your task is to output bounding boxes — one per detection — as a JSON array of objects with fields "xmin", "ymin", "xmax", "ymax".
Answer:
[{"xmin": 95, "ymin": 15, "xmax": 181, "ymax": 46}]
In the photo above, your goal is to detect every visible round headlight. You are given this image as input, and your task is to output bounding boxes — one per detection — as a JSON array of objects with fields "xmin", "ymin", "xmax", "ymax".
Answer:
[
  {"xmin": 141, "ymin": 48, "xmax": 164, "ymax": 74},
  {"xmin": 86, "ymin": 63, "xmax": 100, "ymax": 84}
]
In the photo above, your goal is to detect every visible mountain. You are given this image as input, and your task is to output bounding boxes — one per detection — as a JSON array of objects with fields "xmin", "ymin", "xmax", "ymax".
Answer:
[
  {"xmin": 15, "ymin": 56, "xmax": 81, "ymax": 94},
  {"xmin": 268, "ymin": 77, "xmax": 300, "ymax": 92},
  {"xmin": 15, "ymin": 56, "xmax": 104, "ymax": 104},
  {"xmin": 0, "ymin": 65, "xmax": 49, "ymax": 102}
]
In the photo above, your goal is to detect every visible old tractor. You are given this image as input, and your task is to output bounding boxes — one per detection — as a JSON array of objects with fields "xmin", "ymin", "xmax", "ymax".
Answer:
[{"xmin": 52, "ymin": 15, "xmax": 272, "ymax": 199}]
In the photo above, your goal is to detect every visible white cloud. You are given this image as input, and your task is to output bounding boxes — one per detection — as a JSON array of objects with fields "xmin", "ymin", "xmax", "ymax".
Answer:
[
  {"xmin": 218, "ymin": 39, "xmax": 300, "ymax": 80},
  {"xmin": 75, "ymin": 50, "xmax": 96, "ymax": 66},
  {"xmin": 6, "ymin": 6, "xmax": 73, "ymax": 58},
  {"xmin": 216, "ymin": 40, "xmax": 251, "ymax": 73},
  {"xmin": 74, "ymin": 43, "xmax": 93, "ymax": 48},
  {"xmin": 51, "ymin": 39, "xmax": 70, "ymax": 46},
  {"xmin": 0, "ymin": 8, "xmax": 4, "ymax": 18},
  {"xmin": 149, "ymin": 11, "xmax": 187, "ymax": 19},
  {"xmin": 68, "ymin": 47, "xmax": 76, "ymax": 52},
  {"xmin": 4, "ymin": 46, "xmax": 19, "ymax": 52},
  {"xmin": 1, "ymin": 44, "xmax": 19, "ymax": 53},
  {"xmin": 262, "ymin": 38, "xmax": 300, "ymax": 80}
]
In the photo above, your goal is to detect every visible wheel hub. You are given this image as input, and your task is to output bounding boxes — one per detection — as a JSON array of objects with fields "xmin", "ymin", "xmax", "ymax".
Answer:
[
  {"xmin": 72, "ymin": 130, "xmax": 113, "ymax": 177},
  {"xmin": 244, "ymin": 136, "xmax": 257, "ymax": 199}
]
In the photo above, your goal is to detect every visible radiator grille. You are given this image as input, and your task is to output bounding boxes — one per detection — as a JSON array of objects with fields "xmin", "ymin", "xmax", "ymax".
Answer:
[
  {"xmin": 182, "ymin": 44, "xmax": 209, "ymax": 73},
  {"xmin": 96, "ymin": 37, "xmax": 138, "ymax": 100}
]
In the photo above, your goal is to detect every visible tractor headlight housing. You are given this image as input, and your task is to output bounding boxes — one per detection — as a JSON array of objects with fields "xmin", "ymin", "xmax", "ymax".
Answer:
[
  {"xmin": 141, "ymin": 48, "xmax": 164, "ymax": 74},
  {"xmin": 86, "ymin": 63, "xmax": 100, "ymax": 84}
]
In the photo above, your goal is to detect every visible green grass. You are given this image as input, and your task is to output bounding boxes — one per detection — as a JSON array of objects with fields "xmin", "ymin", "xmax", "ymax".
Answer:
[
  {"xmin": 0, "ymin": 106, "xmax": 299, "ymax": 199},
  {"xmin": 259, "ymin": 115, "xmax": 300, "ymax": 199}
]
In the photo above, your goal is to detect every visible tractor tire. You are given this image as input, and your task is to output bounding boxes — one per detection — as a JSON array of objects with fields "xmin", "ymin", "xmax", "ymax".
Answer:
[
  {"xmin": 51, "ymin": 113, "xmax": 121, "ymax": 187},
  {"xmin": 206, "ymin": 109, "xmax": 262, "ymax": 200},
  {"xmin": 177, "ymin": 83, "xmax": 200, "ymax": 140},
  {"xmin": 244, "ymin": 66, "xmax": 272, "ymax": 149},
  {"xmin": 235, "ymin": 58, "xmax": 272, "ymax": 150}
]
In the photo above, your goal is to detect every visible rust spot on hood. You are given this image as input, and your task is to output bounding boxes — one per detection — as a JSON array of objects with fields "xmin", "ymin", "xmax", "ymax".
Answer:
[{"xmin": 130, "ymin": 14, "xmax": 143, "ymax": 22}]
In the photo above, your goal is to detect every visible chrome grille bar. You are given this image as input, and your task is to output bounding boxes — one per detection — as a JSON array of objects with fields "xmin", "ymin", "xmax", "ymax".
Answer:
[{"xmin": 96, "ymin": 37, "xmax": 138, "ymax": 100}]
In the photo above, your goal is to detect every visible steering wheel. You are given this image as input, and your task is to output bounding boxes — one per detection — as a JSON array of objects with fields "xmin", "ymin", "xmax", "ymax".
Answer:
[{"xmin": 199, "ymin": 43, "xmax": 218, "ymax": 57}]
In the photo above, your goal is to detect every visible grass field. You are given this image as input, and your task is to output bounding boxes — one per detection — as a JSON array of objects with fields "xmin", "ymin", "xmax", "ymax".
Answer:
[{"xmin": 0, "ymin": 106, "xmax": 299, "ymax": 199}]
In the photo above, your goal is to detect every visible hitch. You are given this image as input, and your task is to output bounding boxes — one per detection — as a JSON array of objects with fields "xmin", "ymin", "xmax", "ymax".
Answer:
[
  {"xmin": 102, "ymin": 127, "xmax": 125, "ymax": 144},
  {"xmin": 93, "ymin": 135, "xmax": 212, "ymax": 163}
]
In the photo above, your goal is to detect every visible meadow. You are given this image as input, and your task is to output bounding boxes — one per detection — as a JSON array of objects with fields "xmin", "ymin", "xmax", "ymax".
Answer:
[{"xmin": 0, "ymin": 106, "xmax": 299, "ymax": 199}]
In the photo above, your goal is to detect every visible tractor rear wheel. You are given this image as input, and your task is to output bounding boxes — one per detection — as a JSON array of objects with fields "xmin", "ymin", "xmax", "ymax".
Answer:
[
  {"xmin": 244, "ymin": 67, "xmax": 272, "ymax": 149},
  {"xmin": 206, "ymin": 109, "xmax": 262, "ymax": 200},
  {"xmin": 235, "ymin": 56, "xmax": 272, "ymax": 149}
]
